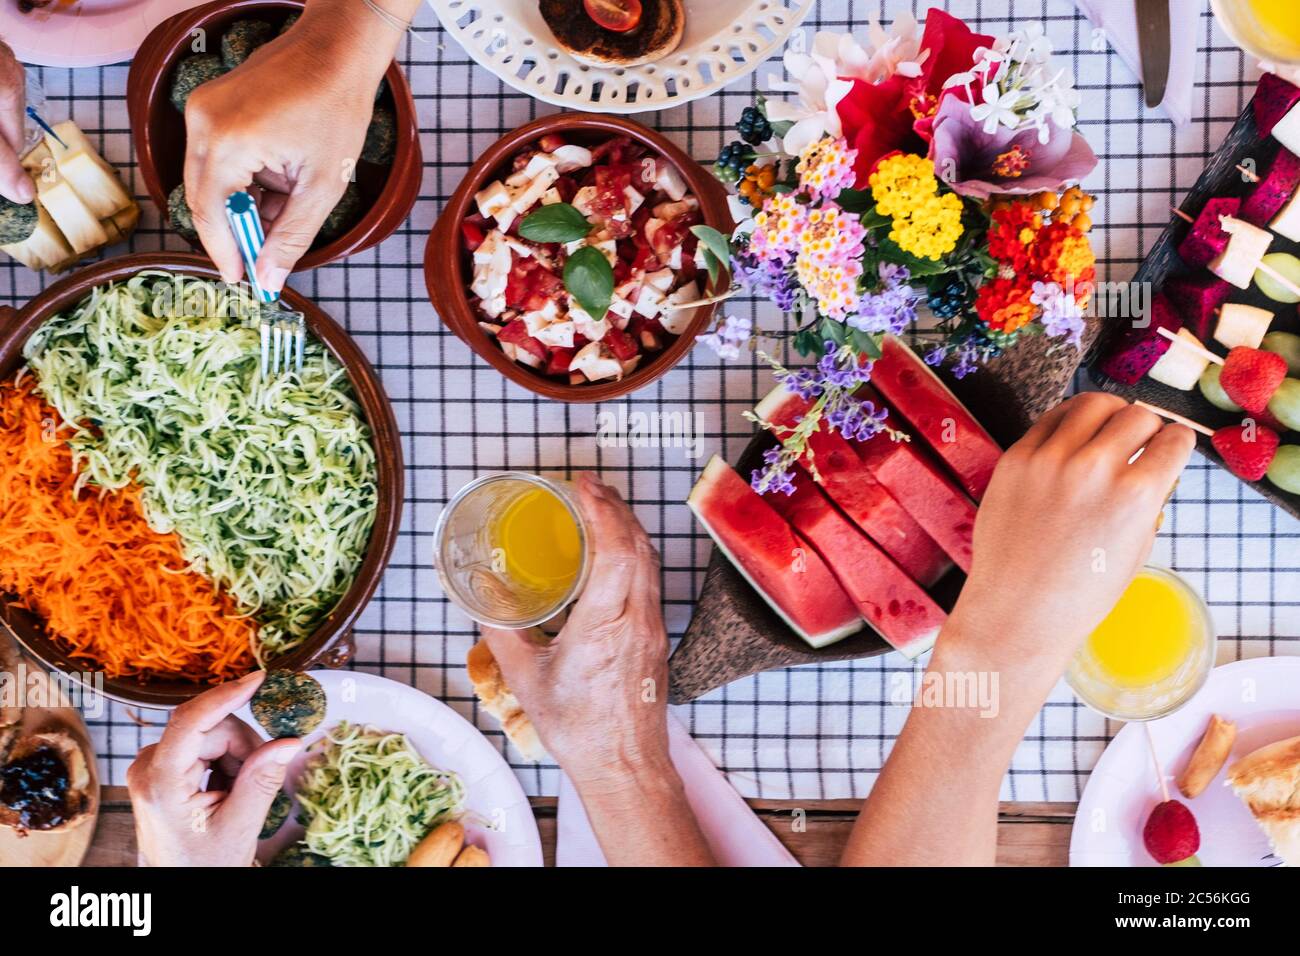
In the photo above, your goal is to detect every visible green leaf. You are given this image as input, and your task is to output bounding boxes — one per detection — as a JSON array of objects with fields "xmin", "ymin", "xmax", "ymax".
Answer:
[
  {"xmin": 820, "ymin": 316, "xmax": 846, "ymax": 346},
  {"xmin": 518, "ymin": 203, "xmax": 591, "ymax": 243},
  {"xmin": 849, "ymin": 329, "xmax": 883, "ymax": 360},
  {"xmin": 690, "ymin": 225, "xmax": 732, "ymax": 273},
  {"xmin": 705, "ymin": 252, "xmax": 720, "ymax": 288},
  {"xmin": 793, "ymin": 328, "xmax": 821, "ymax": 356},
  {"xmin": 564, "ymin": 246, "xmax": 614, "ymax": 320},
  {"xmin": 835, "ymin": 188, "xmax": 873, "ymax": 213},
  {"xmin": 875, "ymin": 235, "xmax": 951, "ymax": 277}
]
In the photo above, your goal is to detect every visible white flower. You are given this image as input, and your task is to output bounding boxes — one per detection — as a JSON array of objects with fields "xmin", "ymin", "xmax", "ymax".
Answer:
[
  {"xmin": 969, "ymin": 85, "xmax": 1022, "ymax": 134},
  {"xmin": 764, "ymin": 19, "xmax": 927, "ymax": 155}
]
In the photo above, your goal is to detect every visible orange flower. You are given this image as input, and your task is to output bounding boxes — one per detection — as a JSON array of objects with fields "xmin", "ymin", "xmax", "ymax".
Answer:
[
  {"xmin": 975, "ymin": 276, "xmax": 1037, "ymax": 334},
  {"xmin": 1030, "ymin": 220, "xmax": 1096, "ymax": 287}
]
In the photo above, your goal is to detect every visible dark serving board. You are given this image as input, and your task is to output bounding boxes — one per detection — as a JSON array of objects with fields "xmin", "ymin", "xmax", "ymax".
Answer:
[
  {"xmin": 1088, "ymin": 95, "xmax": 1300, "ymax": 518},
  {"xmin": 669, "ymin": 319, "xmax": 1104, "ymax": 703}
]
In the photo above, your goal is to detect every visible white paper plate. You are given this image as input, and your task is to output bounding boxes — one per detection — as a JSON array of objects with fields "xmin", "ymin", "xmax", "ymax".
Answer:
[
  {"xmin": 5, "ymin": 0, "xmax": 208, "ymax": 69},
  {"xmin": 1070, "ymin": 656, "xmax": 1300, "ymax": 867},
  {"xmin": 429, "ymin": 0, "xmax": 814, "ymax": 113},
  {"xmin": 240, "ymin": 670, "xmax": 543, "ymax": 867}
]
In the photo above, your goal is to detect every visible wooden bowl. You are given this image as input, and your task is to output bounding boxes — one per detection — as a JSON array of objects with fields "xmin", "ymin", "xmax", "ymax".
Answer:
[
  {"xmin": 425, "ymin": 112, "xmax": 733, "ymax": 402},
  {"xmin": 0, "ymin": 252, "xmax": 404, "ymax": 708},
  {"xmin": 126, "ymin": 0, "xmax": 422, "ymax": 271}
]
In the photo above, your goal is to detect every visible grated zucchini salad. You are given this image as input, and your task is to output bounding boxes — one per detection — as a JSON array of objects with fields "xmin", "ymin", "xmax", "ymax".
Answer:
[
  {"xmin": 22, "ymin": 271, "xmax": 379, "ymax": 659},
  {"xmin": 294, "ymin": 722, "xmax": 466, "ymax": 867}
]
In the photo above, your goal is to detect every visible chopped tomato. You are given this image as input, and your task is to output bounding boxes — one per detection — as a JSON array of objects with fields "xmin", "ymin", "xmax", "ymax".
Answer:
[
  {"xmin": 497, "ymin": 320, "xmax": 549, "ymax": 362},
  {"xmin": 631, "ymin": 244, "xmax": 662, "ymax": 274},
  {"xmin": 603, "ymin": 326, "xmax": 639, "ymax": 361},
  {"xmin": 460, "ymin": 220, "xmax": 486, "ymax": 252},
  {"xmin": 546, "ymin": 347, "xmax": 575, "ymax": 376}
]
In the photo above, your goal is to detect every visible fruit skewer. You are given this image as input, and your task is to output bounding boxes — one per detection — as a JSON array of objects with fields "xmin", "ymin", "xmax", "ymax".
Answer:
[
  {"xmin": 1138, "ymin": 399, "xmax": 1300, "ymax": 491},
  {"xmin": 1141, "ymin": 723, "xmax": 1203, "ymax": 867},
  {"xmin": 1171, "ymin": 205, "xmax": 1300, "ymax": 300}
]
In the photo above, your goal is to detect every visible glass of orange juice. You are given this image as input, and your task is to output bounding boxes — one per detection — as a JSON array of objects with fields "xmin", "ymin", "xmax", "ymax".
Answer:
[
  {"xmin": 1212, "ymin": 0, "xmax": 1300, "ymax": 65},
  {"xmin": 433, "ymin": 473, "xmax": 589, "ymax": 628},
  {"xmin": 1067, "ymin": 566, "xmax": 1216, "ymax": 722}
]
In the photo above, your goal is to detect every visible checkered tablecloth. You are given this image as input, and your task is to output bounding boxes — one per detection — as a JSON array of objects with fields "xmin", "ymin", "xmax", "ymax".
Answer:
[{"xmin": 3, "ymin": 0, "xmax": 1297, "ymax": 801}]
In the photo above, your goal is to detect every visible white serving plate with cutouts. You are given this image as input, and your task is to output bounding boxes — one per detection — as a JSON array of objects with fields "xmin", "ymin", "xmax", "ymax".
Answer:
[{"xmin": 429, "ymin": 0, "xmax": 814, "ymax": 113}]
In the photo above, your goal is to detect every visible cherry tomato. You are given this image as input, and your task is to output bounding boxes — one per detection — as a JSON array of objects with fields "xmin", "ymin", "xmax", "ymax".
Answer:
[{"xmin": 584, "ymin": 0, "xmax": 642, "ymax": 32}]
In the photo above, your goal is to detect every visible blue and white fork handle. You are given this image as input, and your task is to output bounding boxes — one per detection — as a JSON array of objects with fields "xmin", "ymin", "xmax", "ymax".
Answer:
[{"xmin": 225, "ymin": 191, "xmax": 304, "ymax": 376}]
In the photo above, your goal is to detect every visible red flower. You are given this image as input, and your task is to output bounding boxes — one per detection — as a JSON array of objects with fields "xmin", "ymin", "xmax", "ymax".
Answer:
[
  {"xmin": 836, "ymin": 74, "xmax": 920, "ymax": 187},
  {"xmin": 910, "ymin": 8, "xmax": 995, "ymax": 142}
]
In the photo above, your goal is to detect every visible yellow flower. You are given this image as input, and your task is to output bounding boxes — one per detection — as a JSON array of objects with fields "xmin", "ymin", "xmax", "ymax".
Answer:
[
  {"xmin": 888, "ymin": 192, "xmax": 965, "ymax": 261},
  {"xmin": 868, "ymin": 154, "xmax": 940, "ymax": 219}
]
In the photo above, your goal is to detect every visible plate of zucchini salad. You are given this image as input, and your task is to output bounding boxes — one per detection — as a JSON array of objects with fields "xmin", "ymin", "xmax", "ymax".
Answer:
[
  {"xmin": 241, "ymin": 671, "xmax": 543, "ymax": 868},
  {"xmin": 0, "ymin": 271, "xmax": 381, "ymax": 686}
]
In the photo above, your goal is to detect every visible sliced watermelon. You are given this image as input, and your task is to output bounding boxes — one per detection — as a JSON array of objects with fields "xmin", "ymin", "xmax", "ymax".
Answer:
[
  {"xmin": 849, "ymin": 387, "xmax": 977, "ymax": 573},
  {"xmin": 869, "ymin": 336, "xmax": 1002, "ymax": 500},
  {"xmin": 768, "ymin": 469, "xmax": 943, "ymax": 659},
  {"xmin": 755, "ymin": 385, "xmax": 952, "ymax": 588},
  {"xmin": 687, "ymin": 456, "xmax": 863, "ymax": 649}
]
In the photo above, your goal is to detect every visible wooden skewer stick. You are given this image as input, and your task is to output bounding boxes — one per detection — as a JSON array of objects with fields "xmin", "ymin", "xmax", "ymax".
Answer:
[
  {"xmin": 1156, "ymin": 325, "xmax": 1224, "ymax": 365},
  {"xmin": 1171, "ymin": 206, "xmax": 1194, "ymax": 223},
  {"xmin": 1144, "ymin": 722, "xmax": 1172, "ymax": 803},
  {"xmin": 662, "ymin": 290, "xmax": 738, "ymax": 311},
  {"xmin": 1237, "ymin": 163, "xmax": 1261, "ymax": 183},
  {"xmin": 1134, "ymin": 400, "xmax": 1216, "ymax": 437}
]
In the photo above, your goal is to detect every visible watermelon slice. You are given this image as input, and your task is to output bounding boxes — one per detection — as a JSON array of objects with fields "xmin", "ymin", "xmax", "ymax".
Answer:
[
  {"xmin": 755, "ymin": 385, "xmax": 953, "ymax": 588},
  {"xmin": 768, "ymin": 469, "xmax": 944, "ymax": 659},
  {"xmin": 848, "ymin": 388, "xmax": 977, "ymax": 574},
  {"xmin": 687, "ymin": 456, "xmax": 863, "ymax": 649},
  {"xmin": 869, "ymin": 335, "xmax": 1002, "ymax": 500}
]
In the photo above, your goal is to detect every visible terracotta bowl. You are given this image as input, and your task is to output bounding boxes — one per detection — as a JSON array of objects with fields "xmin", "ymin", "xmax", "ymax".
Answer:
[
  {"xmin": 126, "ymin": 0, "xmax": 421, "ymax": 271},
  {"xmin": 0, "ymin": 253, "xmax": 404, "ymax": 708},
  {"xmin": 425, "ymin": 113, "xmax": 733, "ymax": 402}
]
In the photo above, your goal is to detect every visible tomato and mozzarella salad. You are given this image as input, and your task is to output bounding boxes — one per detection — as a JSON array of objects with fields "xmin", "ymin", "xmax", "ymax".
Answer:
[{"xmin": 462, "ymin": 133, "xmax": 709, "ymax": 385}]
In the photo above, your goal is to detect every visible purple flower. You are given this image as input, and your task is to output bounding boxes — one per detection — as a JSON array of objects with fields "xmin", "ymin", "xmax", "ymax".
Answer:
[
  {"xmin": 699, "ymin": 314, "xmax": 754, "ymax": 360},
  {"xmin": 927, "ymin": 94, "xmax": 1098, "ymax": 200},
  {"xmin": 825, "ymin": 394, "xmax": 889, "ymax": 442},
  {"xmin": 846, "ymin": 263, "xmax": 920, "ymax": 335},
  {"xmin": 732, "ymin": 249, "xmax": 799, "ymax": 312},
  {"xmin": 752, "ymin": 446, "xmax": 798, "ymax": 496},
  {"xmin": 1031, "ymin": 280, "xmax": 1085, "ymax": 348}
]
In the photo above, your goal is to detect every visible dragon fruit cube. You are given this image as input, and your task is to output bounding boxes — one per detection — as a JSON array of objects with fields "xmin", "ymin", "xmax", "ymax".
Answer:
[
  {"xmin": 1163, "ymin": 274, "xmax": 1233, "ymax": 341},
  {"xmin": 1255, "ymin": 72, "xmax": 1300, "ymax": 138},
  {"xmin": 1095, "ymin": 293, "xmax": 1182, "ymax": 385},
  {"xmin": 1177, "ymin": 197, "xmax": 1242, "ymax": 269},
  {"xmin": 1242, "ymin": 148, "xmax": 1300, "ymax": 226}
]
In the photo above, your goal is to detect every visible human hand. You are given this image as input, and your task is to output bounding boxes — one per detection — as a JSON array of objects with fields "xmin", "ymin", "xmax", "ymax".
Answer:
[
  {"xmin": 481, "ymin": 473, "xmax": 671, "ymax": 784},
  {"xmin": 126, "ymin": 671, "xmax": 301, "ymax": 867},
  {"xmin": 183, "ymin": 7, "xmax": 391, "ymax": 292},
  {"xmin": 939, "ymin": 392, "xmax": 1196, "ymax": 694},
  {"xmin": 0, "ymin": 41, "xmax": 34, "ymax": 205}
]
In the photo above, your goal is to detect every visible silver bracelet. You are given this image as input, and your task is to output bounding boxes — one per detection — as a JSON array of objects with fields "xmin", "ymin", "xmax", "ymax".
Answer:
[{"xmin": 360, "ymin": 0, "xmax": 419, "ymax": 36}]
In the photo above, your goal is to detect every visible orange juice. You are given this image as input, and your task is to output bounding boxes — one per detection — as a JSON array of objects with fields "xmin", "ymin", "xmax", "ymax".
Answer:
[
  {"xmin": 1068, "ymin": 567, "xmax": 1215, "ymax": 721},
  {"xmin": 434, "ymin": 473, "xmax": 588, "ymax": 628},
  {"xmin": 492, "ymin": 486, "xmax": 582, "ymax": 593},
  {"xmin": 1214, "ymin": 0, "xmax": 1300, "ymax": 63}
]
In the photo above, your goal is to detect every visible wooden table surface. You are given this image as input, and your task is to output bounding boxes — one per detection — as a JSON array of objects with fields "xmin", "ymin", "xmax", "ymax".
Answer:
[{"xmin": 80, "ymin": 788, "xmax": 1074, "ymax": 866}]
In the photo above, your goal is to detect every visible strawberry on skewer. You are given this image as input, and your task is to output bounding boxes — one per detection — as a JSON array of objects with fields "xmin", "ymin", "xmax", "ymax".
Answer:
[
  {"xmin": 1137, "ymin": 400, "xmax": 1300, "ymax": 491},
  {"xmin": 1141, "ymin": 724, "xmax": 1203, "ymax": 867}
]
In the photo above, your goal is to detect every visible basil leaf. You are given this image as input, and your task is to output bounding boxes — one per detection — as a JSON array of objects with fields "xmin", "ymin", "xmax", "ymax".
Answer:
[
  {"xmin": 564, "ymin": 246, "xmax": 614, "ymax": 320},
  {"xmin": 518, "ymin": 203, "xmax": 591, "ymax": 243},
  {"xmin": 690, "ymin": 225, "xmax": 732, "ymax": 276}
]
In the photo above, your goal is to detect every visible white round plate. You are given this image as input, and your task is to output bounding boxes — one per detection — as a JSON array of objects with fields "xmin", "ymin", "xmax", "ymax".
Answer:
[
  {"xmin": 6, "ymin": 0, "xmax": 208, "ymax": 69},
  {"xmin": 429, "ymin": 0, "xmax": 815, "ymax": 113},
  {"xmin": 240, "ymin": 670, "xmax": 543, "ymax": 867},
  {"xmin": 1070, "ymin": 656, "xmax": 1300, "ymax": 867}
]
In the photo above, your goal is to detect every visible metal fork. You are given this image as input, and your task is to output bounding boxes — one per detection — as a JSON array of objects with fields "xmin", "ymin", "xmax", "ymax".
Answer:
[{"xmin": 224, "ymin": 190, "xmax": 305, "ymax": 378}]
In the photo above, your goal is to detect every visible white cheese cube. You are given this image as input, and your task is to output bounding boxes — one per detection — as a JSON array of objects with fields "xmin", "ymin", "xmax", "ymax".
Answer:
[
  {"xmin": 535, "ymin": 320, "xmax": 576, "ymax": 348},
  {"xmin": 654, "ymin": 160, "xmax": 689, "ymax": 201},
  {"xmin": 622, "ymin": 185, "xmax": 645, "ymax": 215},
  {"xmin": 541, "ymin": 187, "xmax": 563, "ymax": 206},
  {"xmin": 511, "ymin": 166, "xmax": 560, "ymax": 214},
  {"xmin": 591, "ymin": 238, "xmax": 618, "ymax": 267},
  {"xmin": 572, "ymin": 186, "xmax": 599, "ymax": 218},
  {"xmin": 667, "ymin": 245, "xmax": 683, "ymax": 269},
  {"xmin": 608, "ymin": 295, "xmax": 635, "ymax": 320},
  {"xmin": 523, "ymin": 153, "xmax": 559, "ymax": 179},
  {"xmin": 659, "ymin": 281, "xmax": 701, "ymax": 335},
  {"xmin": 633, "ymin": 285, "xmax": 666, "ymax": 319},
  {"xmin": 475, "ymin": 181, "xmax": 511, "ymax": 221},
  {"xmin": 570, "ymin": 342, "xmax": 622, "ymax": 382},
  {"xmin": 645, "ymin": 268, "xmax": 675, "ymax": 292},
  {"xmin": 552, "ymin": 145, "xmax": 593, "ymax": 173}
]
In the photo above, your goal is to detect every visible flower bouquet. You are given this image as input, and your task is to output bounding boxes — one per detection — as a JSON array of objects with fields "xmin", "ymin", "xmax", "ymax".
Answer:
[{"xmin": 701, "ymin": 8, "xmax": 1101, "ymax": 494}]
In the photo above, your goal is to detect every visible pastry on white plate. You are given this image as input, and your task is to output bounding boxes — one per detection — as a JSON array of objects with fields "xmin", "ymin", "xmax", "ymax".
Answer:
[{"xmin": 1226, "ymin": 734, "xmax": 1300, "ymax": 865}]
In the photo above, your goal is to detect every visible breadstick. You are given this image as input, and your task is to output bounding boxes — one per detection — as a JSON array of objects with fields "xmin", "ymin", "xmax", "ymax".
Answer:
[
  {"xmin": 1176, "ymin": 714, "xmax": 1237, "ymax": 798},
  {"xmin": 407, "ymin": 821, "xmax": 464, "ymax": 867}
]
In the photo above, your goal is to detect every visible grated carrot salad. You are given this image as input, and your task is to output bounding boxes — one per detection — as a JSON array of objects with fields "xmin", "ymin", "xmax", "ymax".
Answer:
[{"xmin": 0, "ymin": 382, "xmax": 255, "ymax": 683}]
